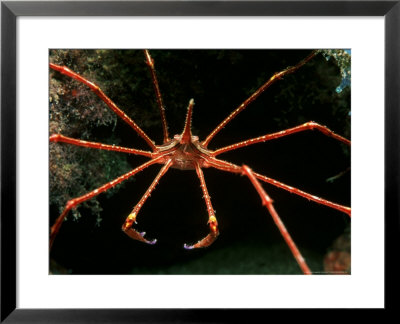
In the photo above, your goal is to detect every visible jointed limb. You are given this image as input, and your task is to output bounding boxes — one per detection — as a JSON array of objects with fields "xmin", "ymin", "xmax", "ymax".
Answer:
[
  {"xmin": 207, "ymin": 157, "xmax": 351, "ymax": 216},
  {"xmin": 184, "ymin": 163, "xmax": 219, "ymax": 249},
  {"xmin": 253, "ymin": 172, "xmax": 351, "ymax": 216},
  {"xmin": 202, "ymin": 50, "xmax": 318, "ymax": 147},
  {"xmin": 144, "ymin": 50, "xmax": 169, "ymax": 143},
  {"xmin": 50, "ymin": 63, "xmax": 157, "ymax": 151},
  {"xmin": 122, "ymin": 159, "xmax": 173, "ymax": 244},
  {"xmin": 50, "ymin": 134, "xmax": 153, "ymax": 158},
  {"xmin": 242, "ymin": 165, "xmax": 312, "ymax": 275},
  {"xmin": 213, "ymin": 121, "xmax": 350, "ymax": 156},
  {"xmin": 50, "ymin": 156, "xmax": 164, "ymax": 249}
]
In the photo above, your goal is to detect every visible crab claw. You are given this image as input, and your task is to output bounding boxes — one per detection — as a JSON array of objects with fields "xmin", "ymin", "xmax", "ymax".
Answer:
[
  {"xmin": 184, "ymin": 218, "xmax": 219, "ymax": 250},
  {"xmin": 184, "ymin": 215, "xmax": 219, "ymax": 249},
  {"xmin": 122, "ymin": 213, "xmax": 157, "ymax": 245},
  {"xmin": 183, "ymin": 231, "xmax": 219, "ymax": 249},
  {"xmin": 123, "ymin": 228, "xmax": 157, "ymax": 245}
]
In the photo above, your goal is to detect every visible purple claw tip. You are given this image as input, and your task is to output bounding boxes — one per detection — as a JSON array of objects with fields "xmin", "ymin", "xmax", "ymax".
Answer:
[
  {"xmin": 148, "ymin": 239, "xmax": 157, "ymax": 245},
  {"xmin": 183, "ymin": 243, "xmax": 193, "ymax": 250}
]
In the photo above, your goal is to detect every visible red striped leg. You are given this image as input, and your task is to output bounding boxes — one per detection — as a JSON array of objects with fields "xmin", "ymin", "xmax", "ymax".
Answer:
[
  {"xmin": 50, "ymin": 63, "xmax": 157, "ymax": 151},
  {"xmin": 206, "ymin": 157, "xmax": 351, "ymax": 216},
  {"xmin": 253, "ymin": 172, "xmax": 351, "ymax": 216},
  {"xmin": 242, "ymin": 165, "xmax": 312, "ymax": 275},
  {"xmin": 213, "ymin": 122, "xmax": 350, "ymax": 156},
  {"xmin": 184, "ymin": 163, "xmax": 219, "ymax": 249},
  {"xmin": 144, "ymin": 50, "xmax": 169, "ymax": 143},
  {"xmin": 122, "ymin": 159, "xmax": 173, "ymax": 244},
  {"xmin": 50, "ymin": 157, "xmax": 163, "ymax": 249},
  {"xmin": 50, "ymin": 134, "xmax": 153, "ymax": 158},
  {"xmin": 202, "ymin": 50, "xmax": 318, "ymax": 147}
]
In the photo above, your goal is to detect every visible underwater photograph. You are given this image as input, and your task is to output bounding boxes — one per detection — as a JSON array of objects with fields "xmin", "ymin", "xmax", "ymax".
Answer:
[{"xmin": 49, "ymin": 49, "xmax": 351, "ymax": 275}]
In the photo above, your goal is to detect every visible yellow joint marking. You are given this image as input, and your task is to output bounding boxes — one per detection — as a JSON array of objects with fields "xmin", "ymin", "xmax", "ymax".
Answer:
[
  {"xmin": 122, "ymin": 213, "xmax": 137, "ymax": 231},
  {"xmin": 128, "ymin": 212, "xmax": 137, "ymax": 223},
  {"xmin": 209, "ymin": 215, "xmax": 217, "ymax": 224},
  {"xmin": 208, "ymin": 215, "xmax": 218, "ymax": 233}
]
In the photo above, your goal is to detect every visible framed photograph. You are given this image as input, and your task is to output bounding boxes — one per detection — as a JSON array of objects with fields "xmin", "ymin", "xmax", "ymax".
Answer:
[
  {"xmin": 48, "ymin": 48, "xmax": 351, "ymax": 277},
  {"xmin": 1, "ymin": 0, "xmax": 398, "ymax": 321}
]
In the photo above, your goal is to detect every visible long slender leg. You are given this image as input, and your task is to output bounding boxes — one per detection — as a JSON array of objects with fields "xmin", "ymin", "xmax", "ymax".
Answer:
[
  {"xmin": 213, "ymin": 122, "xmax": 350, "ymax": 156},
  {"xmin": 50, "ymin": 156, "xmax": 164, "ymax": 249},
  {"xmin": 253, "ymin": 172, "xmax": 351, "ymax": 216},
  {"xmin": 202, "ymin": 50, "xmax": 318, "ymax": 147},
  {"xmin": 144, "ymin": 50, "xmax": 169, "ymax": 143},
  {"xmin": 184, "ymin": 163, "xmax": 219, "ymax": 249},
  {"xmin": 242, "ymin": 165, "xmax": 312, "ymax": 274},
  {"xmin": 50, "ymin": 134, "xmax": 153, "ymax": 158},
  {"xmin": 50, "ymin": 63, "xmax": 157, "ymax": 151},
  {"xmin": 122, "ymin": 159, "xmax": 173, "ymax": 244},
  {"xmin": 206, "ymin": 157, "xmax": 351, "ymax": 216}
]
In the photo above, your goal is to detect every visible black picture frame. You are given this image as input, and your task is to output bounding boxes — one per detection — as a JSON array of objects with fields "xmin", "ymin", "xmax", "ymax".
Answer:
[{"xmin": 1, "ymin": 0, "xmax": 398, "ymax": 322}]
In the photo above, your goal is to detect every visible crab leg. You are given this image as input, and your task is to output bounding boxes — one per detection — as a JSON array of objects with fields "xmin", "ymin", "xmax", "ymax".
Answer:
[
  {"xmin": 253, "ymin": 172, "xmax": 351, "ymax": 216},
  {"xmin": 122, "ymin": 159, "xmax": 173, "ymax": 244},
  {"xmin": 144, "ymin": 50, "xmax": 169, "ymax": 143},
  {"xmin": 207, "ymin": 157, "xmax": 351, "ymax": 217},
  {"xmin": 213, "ymin": 122, "xmax": 350, "ymax": 156},
  {"xmin": 242, "ymin": 165, "xmax": 312, "ymax": 274},
  {"xmin": 184, "ymin": 163, "xmax": 219, "ymax": 249},
  {"xmin": 50, "ymin": 134, "xmax": 153, "ymax": 158},
  {"xmin": 202, "ymin": 50, "xmax": 318, "ymax": 147},
  {"xmin": 50, "ymin": 63, "xmax": 157, "ymax": 151},
  {"xmin": 50, "ymin": 156, "xmax": 164, "ymax": 249}
]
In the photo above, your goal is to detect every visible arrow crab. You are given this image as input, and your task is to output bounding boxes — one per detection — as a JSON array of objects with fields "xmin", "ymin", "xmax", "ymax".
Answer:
[{"xmin": 49, "ymin": 50, "xmax": 351, "ymax": 274}]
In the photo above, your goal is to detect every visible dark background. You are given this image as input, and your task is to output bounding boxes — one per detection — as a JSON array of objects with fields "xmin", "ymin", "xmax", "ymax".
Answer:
[{"xmin": 49, "ymin": 50, "xmax": 350, "ymax": 274}]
